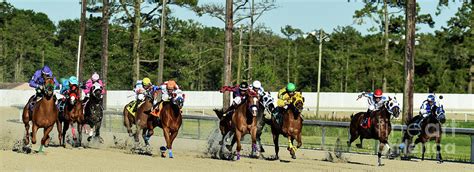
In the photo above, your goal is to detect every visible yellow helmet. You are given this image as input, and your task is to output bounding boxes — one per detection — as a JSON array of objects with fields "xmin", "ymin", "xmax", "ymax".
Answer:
[{"xmin": 143, "ymin": 77, "xmax": 152, "ymax": 86}]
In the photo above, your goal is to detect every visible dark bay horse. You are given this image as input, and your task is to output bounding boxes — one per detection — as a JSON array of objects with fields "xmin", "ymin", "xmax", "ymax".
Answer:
[
  {"xmin": 264, "ymin": 95, "xmax": 304, "ymax": 160},
  {"xmin": 58, "ymin": 84, "xmax": 84, "ymax": 147},
  {"xmin": 84, "ymin": 82, "xmax": 104, "ymax": 143},
  {"xmin": 348, "ymin": 97, "xmax": 400, "ymax": 166},
  {"xmin": 147, "ymin": 96, "xmax": 184, "ymax": 158},
  {"xmin": 22, "ymin": 77, "xmax": 58, "ymax": 152},
  {"xmin": 403, "ymin": 105, "xmax": 444, "ymax": 163},
  {"xmin": 123, "ymin": 92, "xmax": 157, "ymax": 145}
]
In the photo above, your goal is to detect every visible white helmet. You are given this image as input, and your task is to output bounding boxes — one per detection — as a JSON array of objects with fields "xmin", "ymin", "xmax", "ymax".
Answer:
[{"xmin": 252, "ymin": 80, "xmax": 262, "ymax": 89}]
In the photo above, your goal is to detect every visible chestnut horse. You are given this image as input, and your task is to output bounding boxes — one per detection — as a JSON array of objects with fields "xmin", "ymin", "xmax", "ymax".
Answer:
[
  {"xmin": 264, "ymin": 95, "xmax": 304, "ymax": 160},
  {"xmin": 348, "ymin": 97, "xmax": 400, "ymax": 166},
  {"xmin": 232, "ymin": 92, "xmax": 260, "ymax": 160},
  {"xmin": 123, "ymin": 92, "xmax": 157, "ymax": 145},
  {"xmin": 58, "ymin": 84, "xmax": 84, "ymax": 147},
  {"xmin": 402, "ymin": 105, "xmax": 444, "ymax": 163},
  {"xmin": 22, "ymin": 77, "xmax": 58, "ymax": 152},
  {"xmin": 147, "ymin": 96, "xmax": 184, "ymax": 158}
]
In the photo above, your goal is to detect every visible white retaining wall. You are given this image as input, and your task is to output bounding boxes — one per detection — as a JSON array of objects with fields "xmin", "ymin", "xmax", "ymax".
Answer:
[{"xmin": 1, "ymin": 90, "xmax": 472, "ymax": 114}]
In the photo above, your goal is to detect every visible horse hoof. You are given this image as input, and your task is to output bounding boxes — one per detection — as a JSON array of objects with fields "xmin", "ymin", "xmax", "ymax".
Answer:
[
  {"xmin": 437, "ymin": 160, "xmax": 443, "ymax": 164},
  {"xmin": 378, "ymin": 163, "xmax": 384, "ymax": 166}
]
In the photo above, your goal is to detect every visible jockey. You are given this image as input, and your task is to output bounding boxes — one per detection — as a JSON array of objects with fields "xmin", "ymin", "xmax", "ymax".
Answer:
[
  {"xmin": 250, "ymin": 80, "xmax": 275, "ymax": 113},
  {"xmin": 222, "ymin": 82, "xmax": 250, "ymax": 116},
  {"xmin": 159, "ymin": 80, "xmax": 182, "ymax": 102},
  {"xmin": 272, "ymin": 83, "xmax": 303, "ymax": 124},
  {"xmin": 28, "ymin": 65, "xmax": 60, "ymax": 102},
  {"xmin": 82, "ymin": 72, "xmax": 106, "ymax": 104},
  {"xmin": 59, "ymin": 78, "xmax": 69, "ymax": 95},
  {"xmin": 357, "ymin": 88, "xmax": 387, "ymax": 128},
  {"xmin": 417, "ymin": 94, "xmax": 445, "ymax": 124}
]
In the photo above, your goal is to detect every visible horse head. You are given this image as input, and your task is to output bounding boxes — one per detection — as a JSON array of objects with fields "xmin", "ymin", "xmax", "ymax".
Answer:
[
  {"xmin": 91, "ymin": 82, "xmax": 103, "ymax": 100},
  {"xmin": 44, "ymin": 77, "xmax": 55, "ymax": 98},
  {"xmin": 68, "ymin": 84, "xmax": 80, "ymax": 105},
  {"xmin": 385, "ymin": 96, "xmax": 401, "ymax": 118},
  {"xmin": 431, "ymin": 104, "xmax": 446, "ymax": 124},
  {"xmin": 291, "ymin": 94, "xmax": 304, "ymax": 114},
  {"xmin": 247, "ymin": 91, "xmax": 260, "ymax": 117}
]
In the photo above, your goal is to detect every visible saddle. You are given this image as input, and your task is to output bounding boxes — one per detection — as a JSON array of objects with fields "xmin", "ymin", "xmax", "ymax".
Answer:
[
  {"xmin": 150, "ymin": 102, "xmax": 164, "ymax": 118},
  {"xmin": 126, "ymin": 100, "xmax": 145, "ymax": 117}
]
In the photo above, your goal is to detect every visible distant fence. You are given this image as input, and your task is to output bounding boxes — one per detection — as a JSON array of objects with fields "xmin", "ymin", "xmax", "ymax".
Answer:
[{"xmin": 2, "ymin": 90, "xmax": 473, "ymax": 114}]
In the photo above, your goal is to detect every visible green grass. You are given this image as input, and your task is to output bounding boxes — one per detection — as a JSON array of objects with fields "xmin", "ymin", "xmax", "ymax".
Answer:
[{"xmin": 101, "ymin": 116, "xmax": 473, "ymax": 162}]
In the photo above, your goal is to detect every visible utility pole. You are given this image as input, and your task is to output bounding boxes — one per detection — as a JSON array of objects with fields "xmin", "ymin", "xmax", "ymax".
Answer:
[
  {"xmin": 158, "ymin": 0, "xmax": 167, "ymax": 84},
  {"xmin": 223, "ymin": 0, "xmax": 233, "ymax": 109}
]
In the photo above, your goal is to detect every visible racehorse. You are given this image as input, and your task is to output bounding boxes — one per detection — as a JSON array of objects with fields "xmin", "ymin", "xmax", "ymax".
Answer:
[
  {"xmin": 402, "ymin": 105, "xmax": 444, "ymax": 163},
  {"xmin": 58, "ymin": 84, "xmax": 84, "ymax": 147},
  {"xmin": 22, "ymin": 77, "xmax": 59, "ymax": 152},
  {"xmin": 264, "ymin": 95, "xmax": 304, "ymax": 160},
  {"xmin": 213, "ymin": 96, "xmax": 267, "ymax": 158},
  {"xmin": 226, "ymin": 92, "xmax": 260, "ymax": 160},
  {"xmin": 147, "ymin": 95, "xmax": 184, "ymax": 158},
  {"xmin": 123, "ymin": 92, "xmax": 157, "ymax": 145},
  {"xmin": 84, "ymin": 82, "xmax": 104, "ymax": 143},
  {"xmin": 347, "ymin": 97, "xmax": 400, "ymax": 166}
]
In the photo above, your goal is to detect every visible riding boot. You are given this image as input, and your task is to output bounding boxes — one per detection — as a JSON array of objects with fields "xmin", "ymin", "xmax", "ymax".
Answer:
[
  {"xmin": 223, "ymin": 103, "xmax": 237, "ymax": 117},
  {"xmin": 133, "ymin": 100, "xmax": 141, "ymax": 112}
]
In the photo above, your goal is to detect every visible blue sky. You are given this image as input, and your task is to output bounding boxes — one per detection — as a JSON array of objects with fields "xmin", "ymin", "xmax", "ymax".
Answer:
[{"xmin": 9, "ymin": 0, "xmax": 464, "ymax": 35}]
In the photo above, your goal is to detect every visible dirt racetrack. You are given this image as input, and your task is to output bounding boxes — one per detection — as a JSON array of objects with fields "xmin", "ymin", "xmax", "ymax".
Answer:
[{"xmin": 1, "ymin": 107, "xmax": 473, "ymax": 172}]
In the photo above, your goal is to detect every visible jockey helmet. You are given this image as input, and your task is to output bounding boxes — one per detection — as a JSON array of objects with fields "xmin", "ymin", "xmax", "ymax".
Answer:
[
  {"xmin": 143, "ymin": 77, "xmax": 152, "ymax": 86},
  {"xmin": 427, "ymin": 95, "xmax": 435, "ymax": 102},
  {"xmin": 252, "ymin": 80, "xmax": 262, "ymax": 89},
  {"xmin": 91, "ymin": 72, "xmax": 100, "ymax": 81},
  {"xmin": 239, "ymin": 82, "xmax": 249, "ymax": 91},
  {"xmin": 68, "ymin": 76, "xmax": 79, "ymax": 85},
  {"xmin": 286, "ymin": 83, "xmax": 296, "ymax": 92},
  {"xmin": 167, "ymin": 80, "xmax": 177, "ymax": 90},
  {"xmin": 41, "ymin": 65, "xmax": 52, "ymax": 76},
  {"xmin": 374, "ymin": 89, "xmax": 383, "ymax": 98}
]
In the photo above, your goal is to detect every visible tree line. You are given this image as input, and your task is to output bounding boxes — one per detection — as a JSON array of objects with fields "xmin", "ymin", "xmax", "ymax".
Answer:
[{"xmin": 0, "ymin": 1, "xmax": 472, "ymax": 94}]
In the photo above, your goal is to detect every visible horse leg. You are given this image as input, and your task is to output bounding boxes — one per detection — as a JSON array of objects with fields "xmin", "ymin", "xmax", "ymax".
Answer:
[
  {"xmin": 356, "ymin": 137, "xmax": 363, "ymax": 149},
  {"xmin": 31, "ymin": 123, "xmax": 38, "ymax": 145},
  {"xmin": 23, "ymin": 121, "xmax": 30, "ymax": 145},
  {"xmin": 257, "ymin": 116, "xmax": 265, "ymax": 153},
  {"xmin": 41, "ymin": 125, "xmax": 54, "ymax": 148},
  {"xmin": 62, "ymin": 121, "xmax": 69, "ymax": 147},
  {"xmin": 56, "ymin": 119, "xmax": 62, "ymax": 146},
  {"xmin": 161, "ymin": 127, "xmax": 171, "ymax": 158},
  {"xmin": 142, "ymin": 128, "xmax": 150, "ymax": 146},
  {"xmin": 94, "ymin": 114, "xmax": 103, "ymax": 143},
  {"xmin": 251, "ymin": 124, "xmax": 258, "ymax": 158},
  {"xmin": 421, "ymin": 143, "xmax": 426, "ymax": 161},
  {"xmin": 168, "ymin": 129, "xmax": 179, "ymax": 158},
  {"xmin": 436, "ymin": 137, "xmax": 443, "ymax": 163},
  {"xmin": 377, "ymin": 142, "xmax": 385, "ymax": 166},
  {"xmin": 235, "ymin": 130, "xmax": 242, "ymax": 160},
  {"xmin": 124, "ymin": 111, "xmax": 133, "ymax": 137},
  {"xmin": 289, "ymin": 137, "xmax": 296, "ymax": 159},
  {"xmin": 272, "ymin": 133, "xmax": 280, "ymax": 160},
  {"xmin": 76, "ymin": 123, "xmax": 83, "ymax": 147},
  {"xmin": 347, "ymin": 130, "xmax": 358, "ymax": 148}
]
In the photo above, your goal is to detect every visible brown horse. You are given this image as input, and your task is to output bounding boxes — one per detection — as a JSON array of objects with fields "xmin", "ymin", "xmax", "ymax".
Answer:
[
  {"xmin": 231, "ymin": 93, "xmax": 260, "ymax": 160},
  {"xmin": 264, "ymin": 96, "xmax": 304, "ymax": 160},
  {"xmin": 58, "ymin": 84, "xmax": 84, "ymax": 147},
  {"xmin": 22, "ymin": 77, "xmax": 58, "ymax": 152},
  {"xmin": 147, "ymin": 96, "xmax": 184, "ymax": 158},
  {"xmin": 123, "ymin": 92, "xmax": 157, "ymax": 145},
  {"xmin": 402, "ymin": 105, "xmax": 444, "ymax": 163},
  {"xmin": 348, "ymin": 97, "xmax": 400, "ymax": 166}
]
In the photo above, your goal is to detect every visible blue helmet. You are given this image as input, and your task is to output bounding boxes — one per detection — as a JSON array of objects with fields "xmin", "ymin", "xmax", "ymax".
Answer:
[
  {"xmin": 427, "ymin": 95, "xmax": 435, "ymax": 102},
  {"xmin": 41, "ymin": 65, "xmax": 52, "ymax": 75},
  {"xmin": 68, "ymin": 76, "xmax": 79, "ymax": 85}
]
